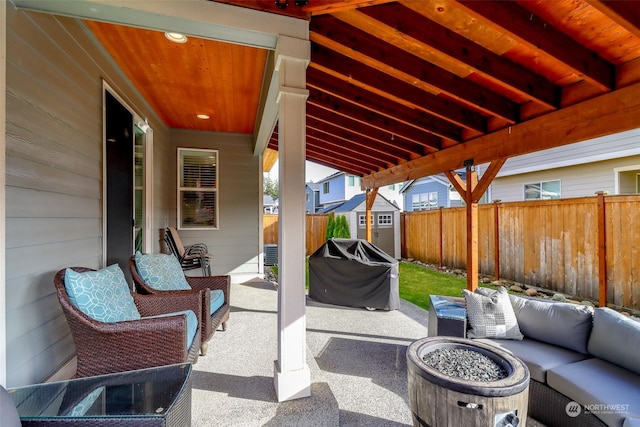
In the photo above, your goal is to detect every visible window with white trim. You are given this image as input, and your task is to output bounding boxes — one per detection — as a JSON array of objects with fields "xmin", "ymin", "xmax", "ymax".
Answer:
[
  {"xmin": 378, "ymin": 213, "xmax": 392, "ymax": 226},
  {"xmin": 411, "ymin": 191, "xmax": 439, "ymax": 211},
  {"xmin": 358, "ymin": 214, "xmax": 374, "ymax": 228},
  {"xmin": 524, "ymin": 180, "xmax": 561, "ymax": 200},
  {"xmin": 323, "ymin": 182, "xmax": 330, "ymax": 194},
  {"xmin": 178, "ymin": 148, "xmax": 218, "ymax": 229}
]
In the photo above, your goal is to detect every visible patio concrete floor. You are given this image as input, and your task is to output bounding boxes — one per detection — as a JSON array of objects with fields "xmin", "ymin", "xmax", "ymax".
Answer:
[{"xmin": 190, "ymin": 278, "xmax": 544, "ymax": 426}]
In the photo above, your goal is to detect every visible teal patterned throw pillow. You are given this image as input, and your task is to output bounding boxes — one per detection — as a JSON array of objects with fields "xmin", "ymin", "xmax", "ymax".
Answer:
[
  {"xmin": 64, "ymin": 264, "xmax": 140, "ymax": 323},
  {"xmin": 135, "ymin": 251, "xmax": 191, "ymax": 291}
]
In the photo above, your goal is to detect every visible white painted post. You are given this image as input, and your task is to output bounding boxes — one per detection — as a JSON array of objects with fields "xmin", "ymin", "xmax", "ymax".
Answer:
[
  {"xmin": 274, "ymin": 35, "xmax": 311, "ymax": 402},
  {"xmin": 0, "ymin": 0, "xmax": 6, "ymax": 387}
]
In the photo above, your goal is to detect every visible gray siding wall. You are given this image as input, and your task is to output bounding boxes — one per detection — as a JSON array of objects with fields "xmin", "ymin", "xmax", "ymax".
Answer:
[
  {"xmin": 490, "ymin": 155, "xmax": 640, "ymax": 202},
  {"xmin": 168, "ymin": 130, "xmax": 261, "ymax": 281},
  {"xmin": 6, "ymin": 8, "xmax": 169, "ymax": 387}
]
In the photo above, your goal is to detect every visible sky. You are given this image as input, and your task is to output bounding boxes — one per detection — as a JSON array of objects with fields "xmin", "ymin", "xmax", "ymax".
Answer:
[{"xmin": 265, "ymin": 160, "xmax": 338, "ymax": 183}]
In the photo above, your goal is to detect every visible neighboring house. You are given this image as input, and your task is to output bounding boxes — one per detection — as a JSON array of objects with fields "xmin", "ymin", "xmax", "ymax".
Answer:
[
  {"xmin": 320, "ymin": 193, "xmax": 401, "ymax": 259},
  {"xmin": 264, "ymin": 195, "xmax": 278, "ymax": 214},
  {"xmin": 402, "ymin": 128, "xmax": 640, "ymax": 208},
  {"xmin": 305, "ymin": 182, "xmax": 320, "ymax": 213},
  {"xmin": 489, "ymin": 128, "xmax": 640, "ymax": 202},
  {"xmin": 316, "ymin": 171, "xmax": 404, "ymax": 212},
  {"xmin": 401, "ymin": 174, "xmax": 464, "ymax": 212},
  {"xmin": 401, "ymin": 169, "xmax": 492, "ymax": 212}
]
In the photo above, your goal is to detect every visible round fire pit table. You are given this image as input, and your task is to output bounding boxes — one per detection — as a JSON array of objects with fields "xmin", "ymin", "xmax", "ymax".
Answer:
[{"xmin": 407, "ymin": 336, "xmax": 530, "ymax": 427}]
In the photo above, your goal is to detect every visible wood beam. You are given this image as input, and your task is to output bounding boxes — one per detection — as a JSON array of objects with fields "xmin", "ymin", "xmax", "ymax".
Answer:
[
  {"xmin": 365, "ymin": 188, "xmax": 378, "ymax": 242},
  {"xmin": 307, "ymin": 68, "xmax": 459, "ymax": 143},
  {"xmin": 361, "ymin": 82, "xmax": 640, "ymax": 189},
  {"xmin": 310, "ymin": 45, "xmax": 487, "ymax": 133},
  {"xmin": 310, "ymin": 15, "xmax": 518, "ymax": 123},
  {"xmin": 350, "ymin": 3, "xmax": 559, "ymax": 109},
  {"xmin": 307, "ymin": 88, "xmax": 443, "ymax": 149},
  {"xmin": 466, "ymin": 168, "xmax": 478, "ymax": 291},
  {"xmin": 453, "ymin": 1, "xmax": 614, "ymax": 91},
  {"xmin": 472, "ymin": 158, "xmax": 506, "ymax": 203}
]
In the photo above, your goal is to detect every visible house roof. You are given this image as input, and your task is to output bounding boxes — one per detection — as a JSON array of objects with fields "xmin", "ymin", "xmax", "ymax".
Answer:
[
  {"xmin": 18, "ymin": 0, "xmax": 640, "ymax": 190},
  {"xmin": 321, "ymin": 192, "xmax": 399, "ymax": 213}
]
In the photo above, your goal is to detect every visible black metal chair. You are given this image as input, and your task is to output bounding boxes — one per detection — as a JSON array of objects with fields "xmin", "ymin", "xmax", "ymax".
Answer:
[{"xmin": 164, "ymin": 226, "xmax": 212, "ymax": 276}]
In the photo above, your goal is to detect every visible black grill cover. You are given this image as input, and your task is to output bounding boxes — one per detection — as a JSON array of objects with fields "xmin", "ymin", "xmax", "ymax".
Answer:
[{"xmin": 308, "ymin": 238, "xmax": 399, "ymax": 310}]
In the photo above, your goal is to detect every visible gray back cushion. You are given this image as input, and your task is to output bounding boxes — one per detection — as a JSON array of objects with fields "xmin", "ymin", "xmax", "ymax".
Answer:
[
  {"xmin": 509, "ymin": 295, "xmax": 594, "ymax": 354},
  {"xmin": 588, "ymin": 307, "xmax": 640, "ymax": 375}
]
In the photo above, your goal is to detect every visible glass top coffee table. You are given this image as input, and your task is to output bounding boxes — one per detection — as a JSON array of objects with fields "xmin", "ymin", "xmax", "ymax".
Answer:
[{"xmin": 8, "ymin": 363, "xmax": 192, "ymax": 426}]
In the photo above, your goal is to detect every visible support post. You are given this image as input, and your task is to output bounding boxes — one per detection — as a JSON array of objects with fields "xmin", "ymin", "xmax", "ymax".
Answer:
[
  {"xmin": 365, "ymin": 188, "xmax": 378, "ymax": 242},
  {"xmin": 274, "ymin": 35, "xmax": 311, "ymax": 402},
  {"xmin": 445, "ymin": 159, "xmax": 506, "ymax": 292},
  {"xmin": 596, "ymin": 191, "xmax": 608, "ymax": 307},
  {"xmin": 493, "ymin": 200, "xmax": 501, "ymax": 280},
  {"xmin": 438, "ymin": 207, "xmax": 444, "ymax": 268}
]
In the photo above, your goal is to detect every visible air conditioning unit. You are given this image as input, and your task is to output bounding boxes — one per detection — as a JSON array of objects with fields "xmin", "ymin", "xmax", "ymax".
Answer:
[{"xmin": 264, "ymin": 244, "xmax": 278, "ymax": 266}]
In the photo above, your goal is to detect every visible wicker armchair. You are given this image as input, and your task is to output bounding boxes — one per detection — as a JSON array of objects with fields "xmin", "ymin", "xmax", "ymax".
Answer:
[
  {"xmin": 54, "ymin": 267, "xmax": 201, "ymax": 378},
  {"xmin": 130, "ymin": 256, "xmax": 230, "ymax": 356}
]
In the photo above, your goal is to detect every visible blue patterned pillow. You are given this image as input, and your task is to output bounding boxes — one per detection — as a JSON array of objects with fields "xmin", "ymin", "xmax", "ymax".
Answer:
[
  {"xmin": 135, "ymin": 252, "xmax": 191, "ymax": 291},
  {"xmin": 64, "ymin": 264, "xmax": 140, "ymax": 323}
]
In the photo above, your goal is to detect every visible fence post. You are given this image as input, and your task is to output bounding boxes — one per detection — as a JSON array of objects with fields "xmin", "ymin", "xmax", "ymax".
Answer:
[
  {"xmin": 596, "ymin": 191, "xmax": 607, "ymax": 307},
  {"xmin": 439, "ymin": 207, "xmax": 444, "ymax": 268},
  {"xmin": 493, "ymin": 200, "xmax": 501, "ymax": 280}
]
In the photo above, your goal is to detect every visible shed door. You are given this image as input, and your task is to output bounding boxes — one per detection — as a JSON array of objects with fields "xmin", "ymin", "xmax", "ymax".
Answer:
[{"xmin": 357, "ymin": 212, "xmax": 394, "ymax": 257}]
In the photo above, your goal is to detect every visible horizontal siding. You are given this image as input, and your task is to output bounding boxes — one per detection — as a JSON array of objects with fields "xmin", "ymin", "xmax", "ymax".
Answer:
[
  {"xmin": 491, "ymin": 155, "xmax": 640, "ymax": 202},
  {"xmin": 168, "ymin": 130, "xmax": 261, "ymax": 281},
  {"xmin": 5, "ymin": 7, "xmax": 170, "ymax": 387},
  {"xmin": 498, "ymin": 128, "xmax": 640, "ymax": 175}
]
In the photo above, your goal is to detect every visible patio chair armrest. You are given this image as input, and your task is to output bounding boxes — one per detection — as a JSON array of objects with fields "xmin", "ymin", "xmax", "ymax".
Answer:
[
  {"xmin": 69, "ymin": 313, "xmax": 194, "ymax": 377},
  {"xmin": 133, "ymin": 291, "xmax": 203, "ymax": 320},
  {"xmin": 186, "ymin": 275, "xmax": 231, "ymax": 304}
]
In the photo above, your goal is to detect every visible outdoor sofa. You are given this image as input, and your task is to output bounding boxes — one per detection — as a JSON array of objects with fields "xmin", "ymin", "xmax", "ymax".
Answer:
[{"xmin": 462, "ymin": 287, "xmax": 640, "ymax": 427}]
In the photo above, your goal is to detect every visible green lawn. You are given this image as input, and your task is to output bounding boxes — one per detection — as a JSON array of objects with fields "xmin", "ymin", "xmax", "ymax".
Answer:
[
  {"xmin": 273, "ymin": 261, "xmax": 477, "ymax": 311},
  {"xmin": 398, "ymin": 262, "xmax": 468, "ymax": 310}
]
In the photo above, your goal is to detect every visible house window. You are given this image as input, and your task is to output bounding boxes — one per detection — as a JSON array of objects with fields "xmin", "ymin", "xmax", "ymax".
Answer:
[
  {"xmin": 348, "ymin": 176, "xmax": 359, "ymax": 187},
  {"xmin": 178, "ymin": 148, "xmax": 218, "ymax": 229},
  {"xmin": 411, "ymin": 192, "xmax": 438, "ymax": 211},
  {"xmin": 637, "ymin": 173, "xmax": 640, "ymax": 193},
  {"xmin": 378, "ymin": 214, "xmax": 392, "ymax": 226},
  {"xmin": 323, "ymin": 182, "xmax": 330, "ymax": 194},
  {"xmin": 306, "ymin": 193, "xmax": 310, "ymax": 202},
  {"xmin": 524, "ymin": 180, "xmax": 561, "ymax": 200},
  {"xmin": 358, "ymin": 214, "xmax": 374, "ymax": 228}
]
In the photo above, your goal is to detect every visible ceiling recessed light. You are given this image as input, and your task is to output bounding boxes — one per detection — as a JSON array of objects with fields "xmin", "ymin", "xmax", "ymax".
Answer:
[
  {"xmin": 197, "ymin": 114, "xmax": 210, "ymax": 120},
  {"xmin": 165, "ymin": 32, "xmax": 187, "ymax": 43}
]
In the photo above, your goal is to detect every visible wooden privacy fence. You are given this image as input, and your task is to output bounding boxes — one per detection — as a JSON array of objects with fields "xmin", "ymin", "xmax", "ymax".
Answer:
[
  {"xmin": 402, "ymin": 193, "xmax": 640, "ymax": 311},
  {"xmin": 264, "ymin": 214, "xmax": 328, "ymax": 256}
]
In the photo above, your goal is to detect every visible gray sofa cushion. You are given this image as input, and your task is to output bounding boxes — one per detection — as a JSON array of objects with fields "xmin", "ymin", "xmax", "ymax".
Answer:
[
  {"xmin": 624, "ymin": 417, "xmax": 640, "ymax": 427},
  {"xmin": 588, "ymin": 308, "xmax": 640, "ymax": 375},
  {"xmin": 509, "ymin": 295, "xmax": 593, "ymax": 354},
  {"xmin": 547, "ymin": 358, "xmax": 640, "ymax": 427},
  {"xmin": 477, "ymin": 337, "xmax": 590, "ymax": 383}
]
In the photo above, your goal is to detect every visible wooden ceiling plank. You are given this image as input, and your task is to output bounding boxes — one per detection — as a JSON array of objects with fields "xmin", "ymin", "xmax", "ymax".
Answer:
[
  {"xmin": 310, "ymin": 45, "xmax": 487, "ymax": 132},
  {"xmin": 349, "ymin": 3, "xmax": 560, "ymax": 109},
  {"xmin": 361, "ymin": 81, "xmax": 640, "ymax": 189},
  {"xmin": 307, "ymin": 68, "xmax": 462, "ymax": 143},
  {"xmin": 310, "ymin": 15, "xmax": 519, "ymax": 123},
  {"xmin": 588, "ymin": 0, "xmax": 640, "ymax": 39},
  {"xmin": 459, "ymin": 0, "xmax": 614, "ymax": 92},
  {"xmin": 307, "ymin": 87, "xmax": 443, "ymax": 149}
]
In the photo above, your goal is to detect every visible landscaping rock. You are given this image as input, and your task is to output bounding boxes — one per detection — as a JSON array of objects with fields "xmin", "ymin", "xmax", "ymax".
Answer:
[
  {"xmin": 581, "ymin": 300, "xmax": 595, "ymax": 308},
  {"xmin": 525, "ymin": 288, "xmax": 538, "ymax": 297},
  {"xmin": 510, "ymin": 285, "xmax": 524, "ymax": 293}
]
